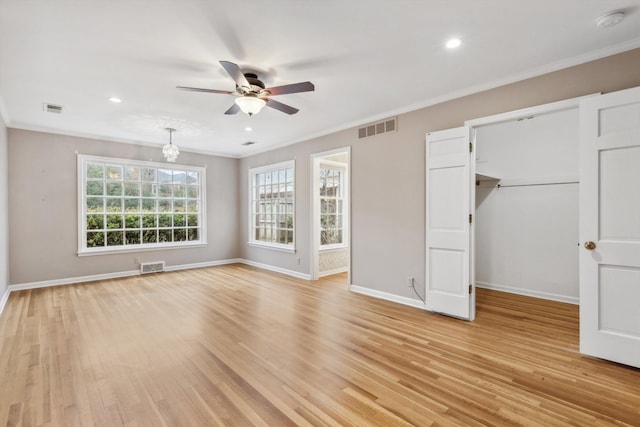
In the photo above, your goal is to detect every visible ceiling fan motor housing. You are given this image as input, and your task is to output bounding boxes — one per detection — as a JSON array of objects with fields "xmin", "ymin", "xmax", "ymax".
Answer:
[{"xmin": 239, "ymin": 73, "xmax": 266, "ymax": 95}]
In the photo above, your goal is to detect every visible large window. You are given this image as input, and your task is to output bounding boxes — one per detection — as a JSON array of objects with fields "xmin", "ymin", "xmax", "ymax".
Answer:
[
  {"xmin": 78, "ymin": 155, "xmax": 206, "ymax": 255},
  {"xmin": 319, "ymin": 161, "xmax": 346, "ymax": 248},
  {"xmin": 249, "ymin": 160, "xmax": 295, "ymax": 251}
]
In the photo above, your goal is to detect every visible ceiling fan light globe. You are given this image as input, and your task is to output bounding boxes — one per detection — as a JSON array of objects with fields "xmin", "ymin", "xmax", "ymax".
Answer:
[{"xmin": 235, "ymin": 96, "xmax": 266, "ymax": 116}]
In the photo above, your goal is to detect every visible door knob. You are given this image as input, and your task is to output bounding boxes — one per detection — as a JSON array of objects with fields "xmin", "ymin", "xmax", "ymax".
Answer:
[{"xmin": 584, "ymin": 241, "xmax": 596, "ymax": 250}]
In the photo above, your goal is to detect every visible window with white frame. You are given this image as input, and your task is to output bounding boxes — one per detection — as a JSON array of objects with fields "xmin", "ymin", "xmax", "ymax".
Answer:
[
  {"xmin": 319, "ymin": 161, "xmax": 346, "ymax": 247},
  {"xmin": 78, "ymin": 155, "xmax": 206, "ymax": 254},
  {"xmin": 249, "ymin": 160, "xmax": 295, "ymax": 250}
]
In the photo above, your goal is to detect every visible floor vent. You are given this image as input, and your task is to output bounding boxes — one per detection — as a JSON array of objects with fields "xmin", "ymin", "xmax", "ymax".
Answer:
[
  {"xmin": 43, "ymin": 103, "xmax": 63, "ymax": 114},
  {"xmin": 140, "ymin": 261, "xmax": 165, "ymax": 274},
  {"xmin": 358, "ymin": 117, "xmax": 397, "ymax": 139}
]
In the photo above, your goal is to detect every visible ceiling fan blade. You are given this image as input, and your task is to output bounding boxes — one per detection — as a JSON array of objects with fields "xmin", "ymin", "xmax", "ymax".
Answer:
[
  {"xmin": 224, "ymin": 103, "xmax": 240, "ymax": 115},
  {"xmin": 264, "ymin": 81, "xmax": 315, "ymax": 96},
  {"xmin": 176, "ymin": 86, "xmax": 233, "ymax": 94},
  {"xmin": 265, "ymin": 98, "xmax": 299, "ymax": 115},
  {"xmin": 220, "ymin": 60, "xmax": 250, "ymax": 88}
]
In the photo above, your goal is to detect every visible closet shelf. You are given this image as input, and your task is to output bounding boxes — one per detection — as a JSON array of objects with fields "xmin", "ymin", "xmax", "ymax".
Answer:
[{"xmin": 475, "ymin": 172, "xmax": 500, "ymax": 182}]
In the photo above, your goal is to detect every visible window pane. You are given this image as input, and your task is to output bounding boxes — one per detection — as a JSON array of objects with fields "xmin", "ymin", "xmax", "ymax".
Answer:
[
  {"xmin": 158, "ymin": 199, "xmax": 171, "ymax": 212},
  {"xmin": 86, "ymin": 214, "xmax": 104, "ymax": 230},
  {"xmin": 187, "ymin": 214, "xmax": 198, "ymax": 227},
  {"xmin": 174, "ymin": 228, "xmax": 187, "ymax": 242},
  {"xmin": 158, "ymin": 214, "xmax": 172, "ymax": 228},
  {"xmin": 125, "ymin": 230, "xmax": 140, "ymax": 245},
  {"xmin": 186, "ymin": 171, "xmax": 198, "ymax": 184},
  {"xmin": 87, "ymin": 232, "xmax": 104, "ymax": 247},
  {"xmin": 125, "ymin": 166, "xmax": 140, "ymax": 181},
  {"xmin": 158, "ymin": 169, "xmax": 172, "ymax": 183},
  {"xmin": 158, "ymin": 184, "xmax": 172, "ymax": 197},
  {"xmin": 174, "ymin": 200, "xmax": 185, "ymax": 212},
  {"xmin": 87, "ymin": 163, "xmax": 104, "ymax": 179},
  {"xmin": 87, "ymin": 197, "xmax": 104, "ymax": 213},
  {"xmin": 106, "ymin": 182, "xmax": 123, "ymax": 196},
  {"xmin": 106, "ymin": 198, "xmax": 122, "ymax": 212},
  {"xmin": 125, "ymin": 215, "xmax": 140, "ymax": 229},
  {"xmin": 188, "ymin": 228, "xmax": 199, "ymax": 241},
  {"xmin": 124, "ymin": 182, "xmax": 140, "ymax": 197},
  {"xmin": 173, "ymin": 184, "xmax": 185, "ymax": 198},
  {"xmin": 106, "ymin": 231, "xmax": 124, "ymax": 246},
  {"xmin": 142, "ymin": 199, "xmax": 156, "ymax": 212},
  {"xmin": 142, "ymin": 214, "xmax": 156, "ymax": 228},
  {"xmin": 173, "ymin": 170, "xmax": 186, "ymax": 184},
  {"xmin": 142, "ymin": 168, "xmax": 156, "ymax": 182},
  {"xmin": 187, "ymin": 186, "xmax": 199, "ymax": 199},
  {"xmin": 174, "ymin": 214, "xmax": 186, "ymax": 227},
  {"xmin": 142, "ymin": 183, "xmax": 156, "ymax": 197},
  {"xmin": 143, "ymin": 229, "xmax": 157, "ymax": 244},
  {"xmin": 106, "ymin": 165, "xmax": 123, "ymax": 180},
  {"xmin": 125, "ymin": 198, "xmax": 140, "ymax": 212},
  {"xmin": 106, "ymin": 215, "xmax": 123, "ymax": 229},
  {"xmin": 187, "ymin": 200, "xmax": 198, "ymax": 212},
  {"xmin": 86, "ymin": 181, "xmax": 103, "ymax": 196},
  {"xmin": 158, "ymin": 229, "xmax": 172, "ymax": 243}
]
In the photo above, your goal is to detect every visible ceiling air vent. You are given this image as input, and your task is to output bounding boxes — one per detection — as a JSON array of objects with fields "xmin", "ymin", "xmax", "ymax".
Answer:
[
  {"xmin": 358, "ymin": 117, "xmax": 397, "ymax": 139},
  {"xmin": 43, "ymin": 103, "xmax": 63, "ymax": 114}
]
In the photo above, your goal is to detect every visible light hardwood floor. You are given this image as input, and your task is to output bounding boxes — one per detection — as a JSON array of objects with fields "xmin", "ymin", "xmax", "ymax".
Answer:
[{"xmin": 1, "ymin": 264, "xmax": 638, "ymax": 426}]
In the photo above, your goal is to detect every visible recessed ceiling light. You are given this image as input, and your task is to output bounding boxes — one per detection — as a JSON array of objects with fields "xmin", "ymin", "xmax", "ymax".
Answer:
[
  {"xmin": 109, "ymin": 97, "xmax": 122, "ymax": 103},
  {"xmin": 446, "ymin": 38, "xmax": 462, "ymax": 49},
  {"xmin": 595, "ymin": 11, "xmax": 625, "ymax": 29},
  {"xmin": 245, "ymin": 127, "xmax": 252, "ymax": 131}
]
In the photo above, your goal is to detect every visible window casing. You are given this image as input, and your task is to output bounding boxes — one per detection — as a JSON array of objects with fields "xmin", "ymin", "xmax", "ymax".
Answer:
[
  {"xmin": 78, "ymin": 155, "xmax": 206, "ymax": 255},
  {"xmin": 249, "ymin": 160, "xmax": 295, "ymax": 251},
  {"xmin": 319, "ymin": 161, "xmax": 347, "ymax": 249}
]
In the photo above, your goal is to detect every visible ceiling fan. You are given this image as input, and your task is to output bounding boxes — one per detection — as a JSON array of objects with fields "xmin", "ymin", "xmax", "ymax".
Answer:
[{"xmin": 177, "ymin": 61, "xmax": 315, "ymax": 116}]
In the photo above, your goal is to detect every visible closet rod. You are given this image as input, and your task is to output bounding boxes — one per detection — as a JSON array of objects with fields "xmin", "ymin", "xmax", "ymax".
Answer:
[{"xmin": 496, "ymin": 181, "xmax": 579, "ymax": 188}]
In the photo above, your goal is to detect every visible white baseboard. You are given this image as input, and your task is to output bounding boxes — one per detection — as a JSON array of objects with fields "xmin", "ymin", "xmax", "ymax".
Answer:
[
  {"xmin": 239, "ymin": 259, "xmax": 311, "ymax": 280},
  {"xmin": 8, "ymin": 259, "xmax": 243, "ymax": 293},
  {"xmin": 350, "ymin": 285, "xmax": 425, "ymax": 309},
  {"xmin": 318, "ymin": 267, "xmax": 348, "ymax": 278},
  {"xmin": 0, "ymin": 288, "xmax": 9, "ymax": 317},
  {"xmin": 476, "ymin": 281, "xmax": 579, "ymax": 305},
  {"xmin": 164, "ymin": 259, "xmax": 242, "ymax": 272}
]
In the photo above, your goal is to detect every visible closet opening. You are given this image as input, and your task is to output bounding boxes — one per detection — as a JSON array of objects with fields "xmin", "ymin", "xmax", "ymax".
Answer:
[{"xmin": 471, "ymin": 106, "xmax": 580, "ymax": 306}]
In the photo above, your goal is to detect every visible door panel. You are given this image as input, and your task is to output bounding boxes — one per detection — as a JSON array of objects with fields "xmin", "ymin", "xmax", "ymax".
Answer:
[
  {"xmin": 580, "ymin": 86, "xmax": 640, "ymax": 368},
  {"xmin": 425, "ymin": 127, "xmax": 474, "ymax": 320}
]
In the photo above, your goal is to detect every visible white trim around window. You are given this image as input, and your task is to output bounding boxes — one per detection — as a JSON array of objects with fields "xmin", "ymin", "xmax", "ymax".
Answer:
[
  {"xmin": 77, "ymin": 154, "xmax": 207, "ymax": 255},
  {"xmin": 248, "ymin": 160, "xmax": 295, "ymax": 252}
]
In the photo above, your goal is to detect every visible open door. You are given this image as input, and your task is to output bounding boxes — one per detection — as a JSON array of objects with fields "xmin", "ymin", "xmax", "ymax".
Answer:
[
  {"xmin": 425, "ymin": 126, "xmax": 475, "ymax": 320},
  {"xmin": 579, "ymin": 87, "xmax": 640, "ymax": 368}
]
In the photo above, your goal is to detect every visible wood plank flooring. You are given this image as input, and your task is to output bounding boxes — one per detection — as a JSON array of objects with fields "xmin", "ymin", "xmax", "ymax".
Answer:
[{"xmin": 1, "ymin": 264, "xmax": 639, "ymax": 426}]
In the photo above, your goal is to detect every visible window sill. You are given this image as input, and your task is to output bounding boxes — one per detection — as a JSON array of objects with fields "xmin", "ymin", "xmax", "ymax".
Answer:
[
  {"xmin": 248, "ymin": 241, "xmax": 296, "ymax": 253},
  {"xmin": 319, "ymin": 245, "xmax": 348, "ymax": 252},
  {"xmin": 78, "ymin": 241, "xmax": 207, "ymax": 256}
]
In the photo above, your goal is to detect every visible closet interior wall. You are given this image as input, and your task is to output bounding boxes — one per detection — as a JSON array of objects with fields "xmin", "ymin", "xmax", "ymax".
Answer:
[{"xmin": 474, "ymin": 108, "xmax": 579, "ymax": 303}]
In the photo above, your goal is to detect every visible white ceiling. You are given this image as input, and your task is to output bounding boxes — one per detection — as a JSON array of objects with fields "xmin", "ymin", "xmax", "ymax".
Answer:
[{"xmin": 1, "ymin": 1, "xmax": 640, "ymax": 157}]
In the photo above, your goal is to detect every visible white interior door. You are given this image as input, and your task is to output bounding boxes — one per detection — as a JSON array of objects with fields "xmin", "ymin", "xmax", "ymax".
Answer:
[
  {"xmin": 579, "ymin": 86, "xmax": 640, "ymax": 368},
  {"xmin": 425, "ymin": 126, "xmax": 475, "ymax": 320}
]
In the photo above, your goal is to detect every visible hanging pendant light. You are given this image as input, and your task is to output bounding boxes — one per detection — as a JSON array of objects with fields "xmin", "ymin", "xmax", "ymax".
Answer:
[{"xmin": 162, "ymin": 127, "xmax": 179, "ymax": 162}]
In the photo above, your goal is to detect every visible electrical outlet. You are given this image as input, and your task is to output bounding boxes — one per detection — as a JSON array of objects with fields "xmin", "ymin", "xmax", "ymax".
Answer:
[
  {"xmin": 134, "ymin": 256, "xmax": 140, "ymax": 265},
  {"xmin": 297, "ymin": 257, "xmax": 301, "ymax": 265},
  {"xmin": 407, "ymin": 277, "xmax": 414, "ymax": 287}
]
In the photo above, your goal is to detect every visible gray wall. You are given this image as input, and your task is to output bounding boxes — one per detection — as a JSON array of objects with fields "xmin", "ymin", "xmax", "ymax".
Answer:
[
  {"xmin": 239, "ymin": 48, "xmax": 640, "ymax": 301},
  {"xmin": 8, "ymin": 130, "xmax": 240, "ymax": 285},
  {"xmin": 0, "ymin": 114, "xmax": 8, "ymax": 297}
]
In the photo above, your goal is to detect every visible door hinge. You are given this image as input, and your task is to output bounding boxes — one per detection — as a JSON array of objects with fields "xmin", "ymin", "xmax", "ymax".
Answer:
[
  {"xmin": 469, "ymin": 214, "xmax": 472, "ymax": 224},
  {"xmin": 469, "ymin": 142, "xmax": 473, "ymax": 153},
  {"xmin": 469, "ymin": 284, "xmax": 473, "ymax": 294}
]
